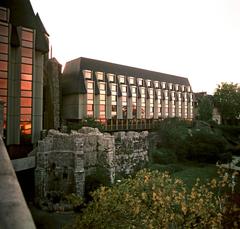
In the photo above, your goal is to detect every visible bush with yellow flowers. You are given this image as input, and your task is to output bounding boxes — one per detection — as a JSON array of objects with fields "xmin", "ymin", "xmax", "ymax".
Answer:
[{"xmin": 71, "ymin": 169, "xmax": 239, "ymax": 229}]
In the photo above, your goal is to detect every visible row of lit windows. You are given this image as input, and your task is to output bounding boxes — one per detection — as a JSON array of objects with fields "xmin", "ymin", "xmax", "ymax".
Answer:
[
  {"xmin": 0, "ymin": 20, "xmax": 9, "ymax": 128},
  {"xmin": 83, "ymin": 69, "xmax": 191, "ymax": 92},
  {"xmin": 20, "ymin": 27, "xmax": 34, "ymax": 136},
  {"xmin": 86, "ymin": 100, "xmax": 192, "ymax": 119}
]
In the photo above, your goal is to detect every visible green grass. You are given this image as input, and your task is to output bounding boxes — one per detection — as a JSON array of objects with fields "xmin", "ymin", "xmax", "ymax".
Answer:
[{"xmin": 172, "ymin": 162, "xmax": 218, "ymax": 189}]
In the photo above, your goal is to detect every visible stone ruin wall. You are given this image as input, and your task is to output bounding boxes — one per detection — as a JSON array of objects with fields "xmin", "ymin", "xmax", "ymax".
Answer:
[{"xmin": 35, "ymin": 127, "xmax": 149, "ymax": 206}]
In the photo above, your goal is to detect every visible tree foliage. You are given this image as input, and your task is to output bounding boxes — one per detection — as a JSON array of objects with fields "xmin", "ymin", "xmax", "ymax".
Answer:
[
  {"xmin": 198, "ymin": 96, "xmax": 213, "ymax": 121},
  {"xmin": 71, "ymin": 169, "xmax": 238, "ymax": 229},
  {"xmin": 213, "ymin": 82, "xmax": 240, "ymax": 123}
]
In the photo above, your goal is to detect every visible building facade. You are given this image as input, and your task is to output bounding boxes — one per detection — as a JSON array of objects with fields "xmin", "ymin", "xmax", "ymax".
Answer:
[
  {"xmin": 0, "ymin": 0, "xmax": 49, "ymax": 147},
  {"xmin": 62, "ymin": 57, "xmax": 193, "ymax": 130}
]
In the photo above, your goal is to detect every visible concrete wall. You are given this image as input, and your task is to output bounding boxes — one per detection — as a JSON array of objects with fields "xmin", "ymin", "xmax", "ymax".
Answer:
[{"xmin": 0, "ymin": 137, "xmax": 35, "ymax": 228}]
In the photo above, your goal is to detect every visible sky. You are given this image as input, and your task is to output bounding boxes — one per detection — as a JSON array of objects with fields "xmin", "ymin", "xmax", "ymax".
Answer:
[{"xmin": 31, "ymin": 0, "xmax": 240, "ymax": 94}]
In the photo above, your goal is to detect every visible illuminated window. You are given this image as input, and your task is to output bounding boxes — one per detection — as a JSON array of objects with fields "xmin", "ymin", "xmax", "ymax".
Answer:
[
  {"xmin": 128, "ymin": 77, "xmax": 135, "ymax": 84},
  {"xmin": 87, "ymin": 94, "xmax": 94, "ymax": 100},
  {"xmin": 131, "ymin": 87, "xmax": 136, "ymax": 94},
  {"xmin": 154, "ymin": 81, "xmax": 159, "ymax": 88},
  {"xmin": 138, "ymin": 78, "xmax": 143, "ymax": 86},
  {"xmin": 121, "ymin": 85, "xmax": 127, "ymax": 93},
  {"xmin": 161, "ymin": 82, "xmax": 166, "ymax": 89},
  {"xmin": 87, "ymin": 81, "xmax": 93, "ymax": 89},
  {"xmin": 149, "ymin": 88, "xmax": 153, "ymax": 96},
  {"xmin": 119, "ymin": 75, "xmax": 125, "ymax": 83},
  {"xmin": 99, "ymin": 104, "xmax": 105, "ymax": 112},
  {"xmin": 108, "ymin": 73, "xmax": 115, "ymax": 82},
  {"xmin": 111, "ymin": 84, "xmax": 117, "ymax": 91},
  {"xmin": 111, "ymin": 95, "xmax": 117, "ymax": 102},
  {"xmin": 83, "ymin": 70, "xmax": 92, "ymax": 79},
  {"xmin": 146, "ymin": 80, "xmax": 151, "ymax": 87},
  {"xmin": 122, "ymin": 96, "xmax": 127, "ymax": 102},
  {"xmin": 168, "ymin": 83, "xmax": 172, "ymax": 90},
  {"xmin": 99, "ymin": 83, "xmax": 105, "ymax": 91},
  {"xmin": 141, "ymin": 87, "xmax": 145, "ymax": 95},
  {"xmin": 96, "ymin": 72, "xmax": 104, "ymax": 81},
  {"xmin": 100, "ymin": 94, "xmax": 105, "ymax": 101}
]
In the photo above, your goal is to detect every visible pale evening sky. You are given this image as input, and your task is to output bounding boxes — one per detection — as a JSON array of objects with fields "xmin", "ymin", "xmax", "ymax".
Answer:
[{"xmin": 31, "ymin": 0, "xmax": 240, "ymax": 94}]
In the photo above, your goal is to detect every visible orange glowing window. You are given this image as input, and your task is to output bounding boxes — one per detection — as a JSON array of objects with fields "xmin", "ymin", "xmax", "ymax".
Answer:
[
  {"xmin": 20, "ymin": 97, "xmax": 32, "ymax": 107},
  {"xmin": 21, "ymin": 47, "xmax": 32, "ymax": 58},
  {"xmin": 0, "ymin": 78, "xmax": 7, "ymax": 88},
  {"xmin": 20, "ymin": 114, "xmax": 31, "ymax": 122},
  {"xmin": 21, "ymin": 107, "xmax": 31, "ymax": 114},
  {"xmin": 21, "ymin": 64, "xmax": 32, "ymax": 74},
  {"xmin": 22, "ymin": 30, "xmax": 33, "ymax": 41},
  {"xmin": 20, "ymin": 122, "xmax": 32, "ymax": 135},
  {"xmin": 21, "ymin": 81, "xmax": 32, "ymax": 90},
  {"xmin": 0, "ymin": 43, "xmax": 8, "ymax": 53},
  {"xmin": 21, "ymin": 74, "xmax": 32, "ymax": 81},
  {"xmin": 99, "ymin": 104, "xmax": 105, "ymax": 112},
  {"xmin": 87, "ymin": 104, "xmax": 93, "ymax": 111},
  {"xmin": 21, "ymin": 90, "xmax": 32, "ymax": 97},
  {"xmin": 0, "ymin": 60, "xmax": 7, "ymax": 71}
]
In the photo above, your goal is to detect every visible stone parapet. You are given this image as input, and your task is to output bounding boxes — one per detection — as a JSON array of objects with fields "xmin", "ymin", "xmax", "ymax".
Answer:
[{"xmin": 0, "ymin": 137, "xmax": 36, "ymax": 228}]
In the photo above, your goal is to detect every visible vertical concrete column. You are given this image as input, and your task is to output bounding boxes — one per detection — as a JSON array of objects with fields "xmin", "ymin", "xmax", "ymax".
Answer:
[
  {"xmin": 7, "ymin": 47, "xmax": 21, "ymax": 144},
  {"xmin": 73, "ymin": 138, "xmax": 85, "ymax": 196},
  {"xmin": 32, "ymin": 52, "xmax": 44, "ymax": 143}
]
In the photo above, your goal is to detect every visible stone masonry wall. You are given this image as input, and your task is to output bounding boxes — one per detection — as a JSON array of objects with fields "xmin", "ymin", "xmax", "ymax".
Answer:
[
  {"xmin": 114, "ymin": 131, "xmax": 149, "ymax": 175},
  {"xmin": 35, "ymin": 127, "xmax": 148, "ymax": 206}
]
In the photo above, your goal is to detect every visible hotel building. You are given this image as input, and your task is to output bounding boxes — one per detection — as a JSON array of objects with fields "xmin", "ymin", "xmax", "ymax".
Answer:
[
  {"xmin": 62, "ymin": 57, "xmax": 193, "ymax": 130},
  {"xmin": 0, "ymin": 0, "xmax": 49, "ymax": 148}
]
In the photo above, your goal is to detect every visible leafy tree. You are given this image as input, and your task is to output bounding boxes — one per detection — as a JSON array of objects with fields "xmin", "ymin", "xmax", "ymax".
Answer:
[
  {"xmin": 214, "ymin": 82, "xmax": 240, "ymax": 124},
  {"xmin": 198, "ymin": 96, "xmax": 213, "ymax": 121}
]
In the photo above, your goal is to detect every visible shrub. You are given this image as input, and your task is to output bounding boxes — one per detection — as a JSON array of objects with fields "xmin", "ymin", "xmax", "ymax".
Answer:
[
  {"xmin": 187, "ymin": 129, "xmax": 231, "ymax": 163},
  {"xmin": 150, "ymin": 148, "xmax": 177, "ymax": 164},
  {"xmin": 71, "ymin": 169, "xmax": 236, "ymax": 229},
  {"xmin": 67, "ymin": 117, "xmax": 105, "ymax": 132}
]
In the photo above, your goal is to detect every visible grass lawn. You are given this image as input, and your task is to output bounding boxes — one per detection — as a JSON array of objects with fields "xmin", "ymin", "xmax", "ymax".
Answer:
[
  {"xmin": 172, "ymin": 162, "xmax": 218, "ymax": 189},
  {"xmin": 148, "ymin": 161, "xmax": 219, "ymax": 190}
]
